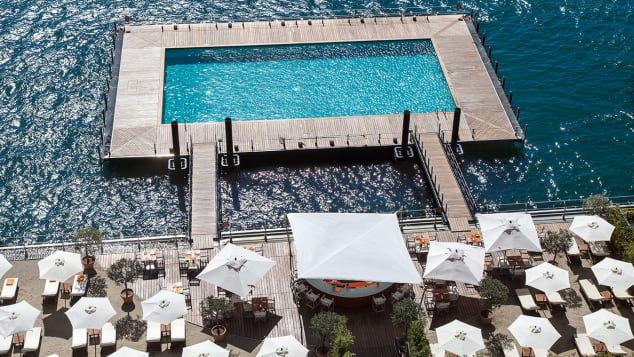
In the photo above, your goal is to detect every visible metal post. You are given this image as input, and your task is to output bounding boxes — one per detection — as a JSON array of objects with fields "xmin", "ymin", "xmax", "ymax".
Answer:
[
  {"xmin": 502, "ymin": 76, "xmax": 506, "ymax": 89},
  {"xmin": 450, "ymin": 107, "xmax": 461, "ymax": 151},
  {"xmin": 476, "ymin": 21, "xmax": 479, "ymax": 33},
  {"xmin": 508, "ymin": 91, "xmax": 513, "ymax": 105},
  {"xmin": 495, "ymin": 61, "xmax": 498, "ymax": 74},
  {"xmin": 401, "ymin": 110, "xmax": 411, "ymax": 153},
  {"xmin": 225, "ymin": 117, "xmax": 234, "ymax": 168},
  {"xmin": 482, "ymin": 33, "xmax": 486, "ymax": 46},
  {"xmin": 516, "ymin": 107, "xmax": 520, "ymax": 121},
  {"xmin": 488, "ymin": 46, "xmax": 492, "ymax": 58},
  {"xmin": 171, "ymin": 120, "xmax": 182, "ymax": 171}
]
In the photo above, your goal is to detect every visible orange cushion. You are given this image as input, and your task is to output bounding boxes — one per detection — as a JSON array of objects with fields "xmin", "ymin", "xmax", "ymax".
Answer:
[{"xmin": 6, "ymin": 279, "xmax": 14, "ymax": 286}]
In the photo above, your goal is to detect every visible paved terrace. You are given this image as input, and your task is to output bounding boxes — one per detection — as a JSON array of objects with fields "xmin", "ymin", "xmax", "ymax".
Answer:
[
  {"xmin": 108, "ymin": 15, "xmax": 521, "ymax": 159},
  {"xmin": 2, "ymin": 223, "xmax": 631, "ymax": 356}
]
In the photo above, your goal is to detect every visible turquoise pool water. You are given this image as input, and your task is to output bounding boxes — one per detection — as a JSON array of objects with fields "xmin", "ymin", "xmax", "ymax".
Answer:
[{"xmin": 162, "ymin": 40, "xmax": 455, "ymax": 123}]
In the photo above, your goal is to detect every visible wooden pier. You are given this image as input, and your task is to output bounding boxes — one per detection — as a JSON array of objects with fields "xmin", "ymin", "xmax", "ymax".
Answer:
[{"xmin": 190, "ymin": 143, "xmax": 218, "ymax": 249}]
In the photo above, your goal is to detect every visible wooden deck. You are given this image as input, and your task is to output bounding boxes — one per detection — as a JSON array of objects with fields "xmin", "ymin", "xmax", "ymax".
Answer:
[
  {"xmin": 190, "ymin": 143, "xmax": 218, "ymax": 249},
  {"xmin": 108, "ymin": 15, "xmax": 521, "ymax": 160}
]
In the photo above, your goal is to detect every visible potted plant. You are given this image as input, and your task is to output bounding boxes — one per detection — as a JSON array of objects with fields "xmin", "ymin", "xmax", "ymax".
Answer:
[
  {"xmin": 391, "ymin": 298, "xmax": 422, "ymax": 349},
  {"xmin": 328, "ymin": 316, "xmax": 355, "ymax": 357},
  {"xmin": 72, "ymin": 227, "xmax": 102, "ymax": 270},
  {"xmin": 542, "ymin": 229, "xmax": 573, "ymax": 265},
  {"xmin": 478, "ymin": 277, "xmax": 509, "ymax": 324},
  {"xmin": 407, "ymin": 318, "xmax": 431, "ymax": 357},
  {"xmin": 106, "ymin": 258, "xmax": 137, "ymax": 303},
  {"xmin": 311, "ymin": 312, "xmax": 343, "ymax": 357},
  {"xmin": 200, "ymin": 296, "xmax": 234, "ymax": 342}
]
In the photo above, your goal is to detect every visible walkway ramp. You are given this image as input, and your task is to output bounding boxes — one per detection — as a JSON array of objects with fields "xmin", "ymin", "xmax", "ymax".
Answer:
[{"xmin": 190, "ymin": 143, "xmax": 217, "ymax": 248}]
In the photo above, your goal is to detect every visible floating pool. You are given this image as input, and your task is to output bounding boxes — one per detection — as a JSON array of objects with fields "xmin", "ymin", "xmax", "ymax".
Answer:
[{"xmin": 162, "ymin": 40, "xmax": 455, "ymax": 123}]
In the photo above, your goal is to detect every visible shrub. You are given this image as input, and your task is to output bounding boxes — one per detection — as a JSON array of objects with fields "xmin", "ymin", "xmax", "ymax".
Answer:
[
  {"xmin": 606, "ymin": 207, "xmax": 634, "ymax": 264},
  {"xmin": 542, "ymin": 229, "xmax": 573, "ymax": 260},
  {"xmin": 391, "ymin": 298, "xmax": 422, "ymax": 337},
  {"xmin": 312, "ymin": 312, "xmax": 344, "ymax": 355},
  {"xmin": 479, "ymin": 277, "xmax": 509, "ymax": 310},
  {"xmin": 106, "ymin": 258, "xmax": 137, "ymax": 291},
  {"xmin": 582, "ymin": 194, "xmax": 612, "ymax": 218},
  {"xmin": 407, "ymin": 319, "xmax": 431, "ymax": 357},
  {"xmin": 328, "ymin": 316, "xmax": 355, "ymax": 357},
  {"xmin": 72, "ymin": 227, "xmax": 102, "ymax": 257},
  {"xmin": 200, "ymin": 296, "xmax": 234, "ymax": 328}
]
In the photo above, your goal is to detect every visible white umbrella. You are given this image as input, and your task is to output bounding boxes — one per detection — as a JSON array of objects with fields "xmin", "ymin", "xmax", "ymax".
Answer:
[
  {"xmin": 436, "ymin": 320, "xmax": 485, "ymax": 356},
  {"xmin": 591, "ymin": 257, "xmax": 634, "ymax": 290},
  {"xmin": 476, "ymin": 213, "xmax": 541, "ymax": 252},
  {"xmin": 256, "ymin": 336, "xmax": 308, "ymax": 357},
  {"xmin": 65, "ymin": 297, "xmax": 116, "ymax": 329},
  {"xmin": 182, "ymin": 340, "xmax": 230, "ymax": 357},
  {"xmin": 108, "ymin": 346, "xmax": 149, "ymax": 357},
  {"xmin": 142, "ymin": 290, "xmax": 187, "ymax": 325},
  {"xmin": 508, "ymin": 315, "xmax": 561, "ymax": 351},
  {"xmin": 38, "ymin": 251, "xmax": 83, "ymax": 282},
  {"xmin": 0, "ymin": 254, "xmax": 12, "ymax": 279},
  {"xmin": 197, "ymin": 243, "xmax": 276, "ymax": 298},
  {"xmin": 424, "ymin": 242, "xmax": 485, "ymax": 285},
  {"xmin": 0, "ymin": 301, "xmax": 41, "ymax": 339},
  {"xmin": 525, "ymin": 262, "xmax": 570, "ymax": 293},
  {"xmin": 583, "ymin": 309, "xmax": 633, "ymax": 346},
  {"xmin": 569, "ymin": 215, "xmax": 614, "ymax": 242}
]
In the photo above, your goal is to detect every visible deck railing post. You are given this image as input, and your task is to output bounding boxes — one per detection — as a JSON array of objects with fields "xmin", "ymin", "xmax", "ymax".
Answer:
[
  {"xmin": 495, "ymin": 61, "xmax": 498, "ymax": 74},
  {"xmin": 502, "ymin": 76, "xmax": 506, "ymax": 89},
  {"xmin": 481, "ymin": 33, "xmax": 486, "ymax": 46},
  {"xmin": 516, "ymin": 107, "xmax": 520, "ymax": 121},
  {"xmin": 450, "ymin": 107, "xmax": 461, "ymax": 151},
  {"xmin": 508, "ymin": 91, "xmax": 513, "ymax": 105},
  {"xmin": 23, "ymin": 236, "xmax": 27, "ymax": 260},
  {"xmin": 224, "ymin": 117, "xmax": 234, "ymax": 168},
  {"xmin": 401, "ymin": 110, "xmax": 411, "ymax": 154}
]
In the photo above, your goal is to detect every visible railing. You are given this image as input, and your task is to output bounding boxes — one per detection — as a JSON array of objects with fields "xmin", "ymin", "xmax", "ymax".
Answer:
[
  {"xmin": 437, "ymin": 133, "xmax": 478, "ymax": 215},
  {"xmin": 99, "ymin": 22, "xmax": 123, "ymax": 161},
  {"xmin": 479, "ymin": 195, "xmax": 634, "ymax": 214},
  {"xmin": 214, "ymin": 142, "xmax": 223, "ymax": 240},
  {"xmin": 186, "ymin": 141, "xmax": 194, "ymax": 244},
  {"xmin": 410, "ymin": 132, "xmax": 447, "ymax": 221}
]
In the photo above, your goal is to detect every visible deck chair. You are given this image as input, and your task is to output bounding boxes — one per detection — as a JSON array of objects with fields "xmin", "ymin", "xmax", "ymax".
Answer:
[
  {"xmin": 546, "ymin": 291, "xmax": 567, "ymax": 310},
  {"xmin": 23, "ymin": 327, "xmax": 42, "ymax": 353},
  {"xmin": 429, "ymin": 343, "xmax": 445, "ymax": 357},
  {"xmin": 0, "ymin": 335, "xmax": 12, "ymax": 355},
  {"xmin": 0, "ymin": 278, "xmax": 18, "ymax": 302},
  {"xmin": 170, "ymin": 318, "xmax": 186, "ymax": 343},
  {"xmin": 71, "ymin": 328, "xmax": 87, "ymax": 350},
  {"xmin": 579, "ymin": 279, "xmax": 605, "ymax": 308},
  {"xmin": 502, "ymin": 342, "xmax": 520, "ymax": 357},
  {"xmin": 515, "ymin": 288, "xmax": 539, "ymax": 312},
  {"xmin": 574, "ymin": 333, "xmax": 595, "ymax": 357},
  {"xmin": 146, "ymin": 321, "xmax": 161, "ymax": 344},
  {"xmin": 532, "ymin": 349, "xmax": 549, "ymax": 357},
  {"xmin": 611, "ymin": 287, "xmax": 633, "ymax": 305},
  {"xmin": 566, "ymin": 236, "xmax": 580, "ymax": 262},
  {"xmin": 101, "ymin": 322, "xmax": 116, "ymax": 348},
  {"xmin": 41, "ymin": 280, "xmax": 59, "ymax": 302},
  {"xmin": 606, "ymin": 344, "xmax": 627, "ymax": 356}
]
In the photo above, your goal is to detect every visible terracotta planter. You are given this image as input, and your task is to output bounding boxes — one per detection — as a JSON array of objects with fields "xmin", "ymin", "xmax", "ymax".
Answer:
[
  {"xmin": 480, "ymin": 309, "xmax": 493, "ymax": 325},
  {"xmin": 211, "ymin": 325, "xmax": 227, "ymax": 342},
  {"xmin": 120, "ymin": 288, "xmax": 134, "ymax": 303},
  {"xmin": 81, "ymin": 256, "xmax": 95, "ymax": 270}
]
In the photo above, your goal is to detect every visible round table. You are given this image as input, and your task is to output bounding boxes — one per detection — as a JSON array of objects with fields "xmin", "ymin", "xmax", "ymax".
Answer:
[{"xmin": 305, "ymin": 279, "xmax": 393, "ymax": 307}]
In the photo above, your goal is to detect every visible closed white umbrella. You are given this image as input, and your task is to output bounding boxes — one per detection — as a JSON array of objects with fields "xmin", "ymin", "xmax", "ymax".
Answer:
[
  {"xmin": 508, "ymin": 315, "xmax": 561, "ymax": 351},
  {"xmin": 38, "ymin": 251, "xmax": 83, "ymax": 282},
  {"xmin": 570, "ymin": 215, "xmax": 614, "ymax": 242},
  {"xmin": 0, "ymin": 254, "xmax": 12, "ymax": 279},
  {"xmin": 65, "ymin": 297, "xmax": 116, "ymax": 329},
  {"xmin": 525, "ymin": 262, "xmax": 570, "ymax": 293},
  {"xmin": 256, "ymin": 336, "xmax": 308, "ymax": 357},
  {"xmin": 424, "ymin": 242, "xmax": 485, "ymax": 285},
  {"xmin": 108, "ymin": 346, "xmax": 149, "ymax": 357},
  {"xmin": 591, "ymin": 257, "xmax": 634, "ymax": 290},
  {"xmin": 476, "ymin": 213, "xmax": 541, "ymax": 252},
  {"xmin": 583, "ymin": 309, "xmax": 633, "ymax": 346},
  {"xmin": 142, "ymin": 290, "xmax": 187, "ymax": 325},
  {"xmin": 436, "ymin": 320, "xmax": 485, "ymax": 356},
  {"xmin": 182, "ymin": 340, "xmax": 230, "ymax": 357},
  {"xmin": 197, "ymin": 243, "xmax": 276, "ymax": 298},
  {"xmin": 0, "ymin": 301, "xmax": 41, "ymax": 339}
]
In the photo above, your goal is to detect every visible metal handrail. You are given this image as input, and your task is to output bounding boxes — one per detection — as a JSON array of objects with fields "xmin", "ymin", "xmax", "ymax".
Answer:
[
  {"xmin": 480, "ymin": 195, "xmax": 634, "ymax": 213},
  {"xmin": 439, "ymin": 136, "xmax": 478, "ymax": 214}
]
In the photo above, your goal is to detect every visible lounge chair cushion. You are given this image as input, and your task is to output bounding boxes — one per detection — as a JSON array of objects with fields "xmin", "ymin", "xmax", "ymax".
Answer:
[
  {"xmin": 579, "ymin": 279, "xmax": 603, "ymax": 301},
  {"xmin": 42, "ymin": 280, "xmax": 59, "ymax": 297},
  {"xmin": 533, "ymin": 349, "xmax": 548, "ymax": 357},
  {"xmin": 71, "ymin": 329, "xmax": 87, "ymax": 349},
  {"xmin": 23, "ymin": 327, "xmax": 42, "ymax": 352},
  {"xmin": 0, "ymin": 335, "xmax": 12, "ymax": 354},
  {"xmin": 101, "ymin": 322, "xmax": 116, "ymax": 347},
  {"xmin": 170, "ymin": 318, "xmax": 185, "ymax": 342},
  {"xmin": 515, "ymin": 288, "xmax": 539, "ymax": 311},
  {"xmin": 1, "ymin": 278, "xmax": 18, "ymax": 300},
  {"xmin": 607, "ymin": 344, "xmax": 627, "ymax": 356},
  {"xmin": 546, "ymin": 291, "xmax": 566, "ymax": 305},
  {"xmin": 146, "ymin": 321, "xmax": 161, "ymax": 343},
  {"xmin": 567, "ymin": 237, "xmax": 580, "ymax": 256},
  {"xmin": 574, "ymin": 334, "xmax": 595, "ymax": 357},
  {"xmin": 611, "ymin": 287, "xmax": 633, "ymax": 301},
  {"xmin": 429, "ymin": 343, "xmax": 445, "ymax": 357}
]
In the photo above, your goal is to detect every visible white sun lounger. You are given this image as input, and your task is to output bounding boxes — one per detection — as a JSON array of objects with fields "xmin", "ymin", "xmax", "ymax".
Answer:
[
  {"xmin": 611, "ymin": 287, "xmax": 633, "ymax": 304},
  {"xmin": 101, "ymin": 322, "xmax": 116, "ymax": 347},
  {"xmin": 42, "ymin": 280, "xmax": 59, "ymax": 300},
  {"xmin": 146, "ymin": 321, "xmax": 161, "ymax": 343},
  {"xmin": 515, "ymin": 288, "xmax": 539, "ymax": 312},
  {"xmin": 532, "ymin": 349, "xmax": 549, "ymax": 357},
  {"xmin": 567, "ymin": 236, "xmax": 580, "ymax": 256},
  {"xmin": 502, "ymin": 342, "xmax": 520, "ymax": 357},
  {"xmin": 0, "ymin": 335, "xmax": 12, "ymax": 354},
  {"xmin": 71, "ymin": 328, "xmax": 87, "ymax": 349},
  {"xmin": 70, "ymin": 275, "xmax": 88, "ymax": 297},
  {"xmin": 574, "ymin": 333, "xmax": 595, "ymax": 356},
  {"xmin": 607, "ymin": 344, "xmax": 627, "ymax": 356},
  {"xmin": 23, "ymin": 327, "xmax": 42, "ymax": 353},
  {"xmin": 170, "ymin": 318, "xmax": 185, "ymax": 343},
  {"xmin": 429, "ymin": 343, "xmax": 445, "ymax": 357},
  {"xmin": 579, "ymin": 279, "xmax": 605, "ymax": 307},
  {"xmin": 0, "ymin": 278, "xmax": 18, "ymax": 302},
  {"xmin": 546, "ymin": 291, "xmax": 567, "ymax": 309}
]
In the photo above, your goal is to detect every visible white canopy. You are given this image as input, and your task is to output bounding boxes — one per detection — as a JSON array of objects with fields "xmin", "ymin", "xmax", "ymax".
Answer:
[
  {"xmin": 508, "ymin": 315, "xmax": 561, "ymax": 351},
  {"xmin": 38, "ymin": 251, "xmax": 83, "ymax": 282},
  {"xmin": 570, "ymin": 215, "xmax": 614, "ymax": 242},
  {"xmin": 591, "ymin": 257, "xmax": 634, "ymax": 290},
  {"xmin": 525, "ymin": 262, "xmax": 570, "ymax": 294},
  {"xmin": 0, "ymin": 254, "xmax": 12, "ymax": 279},
  {"xmin": 436, "ymin": 320, "xmax": 485, "ymax": 356},
  {"xmin": 476, "ymin": 213, "xmax": 541, "ymax": 252},
  {"xmin": 142, "ymin": 290, "xmax": 188, "ymax": 325},
  {"xmin": 256, "ymin": 336, "xmax": 308, "ymax": 357},
  {"xmin": 583, "ymin": 309, "xmax": 633, "ymax": 346},
  {"xmin": 287, "ymin": 213, "xmax": 421, "ymax": 284},
  {"xmin": 424, "ymin": 242, "xmax": 485, "ymax": 285},
  {"xmin": 182, "ymin": 340, "xmax": 230, "ymax": 357},
  {"xmin": 108, "ymin": 347, "xmax": 149, "ymax": 357},
  {"xmin": 0, "ymin": 301, "xmax": 40, "ymax": 339},
  {"xmin": 65, "ymin": 297, "xmax": 116, "ymax": 329}
]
